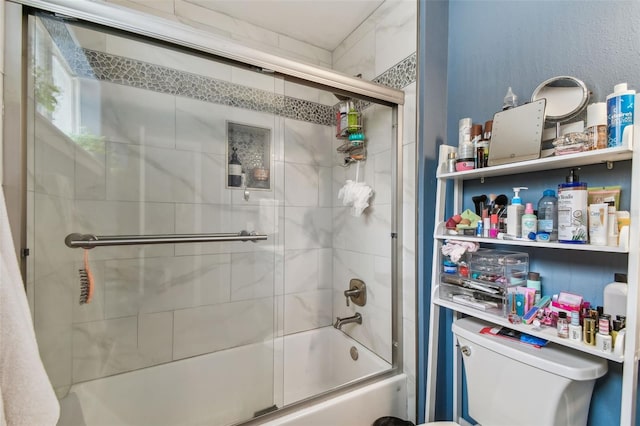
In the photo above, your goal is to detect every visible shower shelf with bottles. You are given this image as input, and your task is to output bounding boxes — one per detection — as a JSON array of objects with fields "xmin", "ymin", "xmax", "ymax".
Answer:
[{"xmin": 336, "ymin": 100, "xmax": 366, "ymax": 164}]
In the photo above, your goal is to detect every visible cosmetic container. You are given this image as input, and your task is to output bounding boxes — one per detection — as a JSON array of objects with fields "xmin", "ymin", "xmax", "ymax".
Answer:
[
  {"xmin": 558, "ymin": 169, "xmax": 587, "ymax": 243},
  {"xmin": 588, "ymin": 203, "xmax": 608, "ymax": 246},
  {"xmin": 583, "ymin": 318, "xmax": 597, "ymax": 346},
  {"xmin": 596, "ymin": 332, "xmax": 613, "ymax": 353},
  {"xmin": 446, "ymin": 152, "xmax": 457, "ymax": 173},
  {"xmin": 569, "ymin": 311, "xmax": 582, "ymax": 342},
  {"xmin": 557, "ymin": 311, "xmax": 569, "ymax": 338},
  {"xmin": 606, "ymin": 83, "xmax": 635, "ymax": 148}
]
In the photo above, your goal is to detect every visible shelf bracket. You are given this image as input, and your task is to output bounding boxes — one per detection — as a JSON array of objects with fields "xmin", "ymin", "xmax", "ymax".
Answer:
[{"xmin": 606, "ymin": 161, "xmax": 614, "ymax": 170}]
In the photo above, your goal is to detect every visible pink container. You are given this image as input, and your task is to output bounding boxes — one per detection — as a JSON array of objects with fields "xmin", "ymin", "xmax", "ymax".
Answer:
[{"xmin": 455, "ymin": 159, "xmax": 475, "ymax": 172}]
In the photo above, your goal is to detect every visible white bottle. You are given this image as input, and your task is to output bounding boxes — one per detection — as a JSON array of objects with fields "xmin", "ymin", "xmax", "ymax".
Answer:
[
  {"xmin": 588, "ymin": 203, "xmax": 608, "ymax": 246},
  {"xmin": 606, "ymin": 83, "xmax": 635, "ymax": 148},
  {"xmin": 521, "ymin": 202, "xmax": 537, "ymax": 239},
  {"xmin": 604, "ymin": 273, "xmax": 628, "ymax": 319},
  {"xmin": 506, "ymin": 187, "xmax": 527, "ymax": 237}
]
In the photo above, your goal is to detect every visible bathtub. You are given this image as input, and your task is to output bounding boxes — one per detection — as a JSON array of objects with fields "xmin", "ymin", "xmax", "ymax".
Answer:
[{"xmin": 58, "ymin": 326, "xmax": 403, "ymax": 426}]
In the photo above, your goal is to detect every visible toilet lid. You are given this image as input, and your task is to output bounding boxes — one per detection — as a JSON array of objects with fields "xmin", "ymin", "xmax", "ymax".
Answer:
[{"xmin": 452, "ymin": 317, "xmax": 608, "ymax": 381}]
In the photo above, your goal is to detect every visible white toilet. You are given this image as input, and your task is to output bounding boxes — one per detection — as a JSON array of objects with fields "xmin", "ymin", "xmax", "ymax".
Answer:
[{"xmin": 421, "ymin": 316, "xmax": 608, "ymax": 426}]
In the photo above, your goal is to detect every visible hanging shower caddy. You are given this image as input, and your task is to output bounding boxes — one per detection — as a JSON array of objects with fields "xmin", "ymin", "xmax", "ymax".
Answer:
[{"xmin": 336, "ymin": 100, "xmax": 365, "ymax": 164}]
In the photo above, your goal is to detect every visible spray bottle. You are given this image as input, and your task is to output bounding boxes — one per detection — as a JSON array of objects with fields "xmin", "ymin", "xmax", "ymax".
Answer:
[{"xmin": 506, "ymin": 187, "xmax": 527, "ymax": 237}]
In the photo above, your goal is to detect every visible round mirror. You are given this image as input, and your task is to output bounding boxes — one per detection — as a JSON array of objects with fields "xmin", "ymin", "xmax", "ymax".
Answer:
[{"xmin": 531, "ymin": 76, "xmax": 589, "ymax": 122}]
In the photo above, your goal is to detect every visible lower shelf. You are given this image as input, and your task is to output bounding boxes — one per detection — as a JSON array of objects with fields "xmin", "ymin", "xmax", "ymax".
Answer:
[{"xmin": 433, "ymin": 290, "xmax": 624, "ymax": 363}]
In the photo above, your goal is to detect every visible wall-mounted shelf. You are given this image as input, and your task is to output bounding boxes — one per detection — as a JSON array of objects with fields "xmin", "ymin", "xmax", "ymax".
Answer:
[
  {"xmin": 433, "ymin": 222, "xmax": 629, "ymax": 253},
  {"xmin": 437, "ymin": 145, "xmax": 633, "ymax": 180},
  {"xmin": 433, "ymin": 289, "xmax": 624, "ymax": 363},
  {"xmin": 426, "ymin": 141, "xmax": 640, "ymax": 425}
]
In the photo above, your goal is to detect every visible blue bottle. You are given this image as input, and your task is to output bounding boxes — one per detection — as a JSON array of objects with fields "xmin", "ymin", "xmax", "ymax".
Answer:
[
  {"xmin": 537, "ymin": 189, "xmax": 558, "ymax": 241},
  {"xmin": 606, "ymin": 83, "xmax": 635, "ymax": 148}
]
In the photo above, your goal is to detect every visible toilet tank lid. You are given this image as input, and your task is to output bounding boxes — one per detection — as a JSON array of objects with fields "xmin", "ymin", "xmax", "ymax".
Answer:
[{"xmin": 452, "ymin": 317, "xmax": 608, "ymax": 381}]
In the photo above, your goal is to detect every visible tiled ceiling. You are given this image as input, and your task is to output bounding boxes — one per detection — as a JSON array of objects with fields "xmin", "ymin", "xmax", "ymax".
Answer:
[{"xmin": 183, "ymin": 0, "xmax": 386, "ymax": 51}]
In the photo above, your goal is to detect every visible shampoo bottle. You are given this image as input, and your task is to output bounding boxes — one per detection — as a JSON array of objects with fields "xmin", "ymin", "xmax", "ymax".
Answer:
[
  {"xmin": 558, "ymin": 169, "xmax": 587, "ymax": 244},
  {"xmin": 506, "ymin": 187, "xmax": 527, "ymax": 237},
  {"xmin": 228, "ymin": 147, "xmax": 243, "ymax": 187},
  {"xmin": 606, "ymin": 83, "xmax": 635, "ymax": 148},
  {"xmin": 521, "ymin": 202, "xmax": 537, "ymax": 239}
]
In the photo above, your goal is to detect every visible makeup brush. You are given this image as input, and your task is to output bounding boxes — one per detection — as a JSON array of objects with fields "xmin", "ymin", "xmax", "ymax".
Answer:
[{"xmin": 472, "ymin": 194, "xmax": 487, "ymax": 217}]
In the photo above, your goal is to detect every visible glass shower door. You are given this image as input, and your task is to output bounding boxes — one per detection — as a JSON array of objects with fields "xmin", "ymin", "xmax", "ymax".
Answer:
[{"xmin": 27, "ymin": 13, "xmax": 279, "ymax": 426}]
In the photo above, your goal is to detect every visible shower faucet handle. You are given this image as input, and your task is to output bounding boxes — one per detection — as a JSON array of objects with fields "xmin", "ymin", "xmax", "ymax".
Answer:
[{"xmin": 343, "ymin": 279, "xmax": 366, "ymax": 307}]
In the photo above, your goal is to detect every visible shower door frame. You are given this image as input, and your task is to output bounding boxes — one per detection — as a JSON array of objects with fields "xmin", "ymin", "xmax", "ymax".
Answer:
[{"xmin": 3, "ymin": 0, "xmax": 407, "ymax": 421}]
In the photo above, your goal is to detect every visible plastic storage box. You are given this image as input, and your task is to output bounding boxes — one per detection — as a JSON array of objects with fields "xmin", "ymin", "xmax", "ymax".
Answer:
[{"xmin": 439, "ymin": 248, "xmax": 529, "ymax": 316}]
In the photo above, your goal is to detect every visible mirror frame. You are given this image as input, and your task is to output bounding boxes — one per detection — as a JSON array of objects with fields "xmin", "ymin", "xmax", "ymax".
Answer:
[{"xmin": 531, "ymin": 76, "xmax": 589, "ymax": 122}]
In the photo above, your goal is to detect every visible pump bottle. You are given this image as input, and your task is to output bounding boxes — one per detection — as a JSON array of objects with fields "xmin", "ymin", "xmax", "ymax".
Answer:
[{"xmin": 506, "ymin": 187, "xmax": 527, "ymax": 237}]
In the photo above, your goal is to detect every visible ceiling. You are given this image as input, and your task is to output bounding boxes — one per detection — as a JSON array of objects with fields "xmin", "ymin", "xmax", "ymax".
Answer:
[{"xmin": 184, "ymin": 0, "xmax": 386, "ymax": 51}]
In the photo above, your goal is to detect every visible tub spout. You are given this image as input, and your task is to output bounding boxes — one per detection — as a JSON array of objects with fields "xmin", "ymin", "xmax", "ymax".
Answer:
[{"xmin": 333, "ymin": 313, "xmax": 362, "ymax": 330}]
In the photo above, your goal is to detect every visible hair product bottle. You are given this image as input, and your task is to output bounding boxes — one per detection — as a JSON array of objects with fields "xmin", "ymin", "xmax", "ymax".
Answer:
[
  {"xmin": 606, "ymin": 83, "xmax": 635, "ymax": 148},
  {"xmin": 558, "ymin": 169, "xmax": 587, "ymax": 244}
]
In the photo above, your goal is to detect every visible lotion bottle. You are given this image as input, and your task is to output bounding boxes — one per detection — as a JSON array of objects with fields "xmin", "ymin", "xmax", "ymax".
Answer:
[
  {"xmin": 506, "ymin": 187, "xmax": 527, "ymax": 237},
  {"xmin": 521, "ymin": 202, "xmax": 537, "ymax": 239},
  {"xmin": 606, "ymin": 83, "xmax": 635, "ymax": 148}
]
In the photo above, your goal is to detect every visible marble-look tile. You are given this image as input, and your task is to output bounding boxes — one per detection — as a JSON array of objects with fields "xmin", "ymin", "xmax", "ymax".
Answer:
[
  {"xmin": 284, "ymin": 80, "xmax": 337, "ymax": 106},
  {"xmin": 318, "ymin": 248, "xmax": 333, "ymax": 289},
  {"xmin": 332, "ymin": 249, "xmax": 375, "ymax": 297},
  {"xmin": 106, "ymin": 142, "xmax": 229, "ymax": 204},
  {"xmin": 33, "ymin": 193, "xmax": 76, "ymax": 278},
  {"xmin": 75, "ymin": 200, "xmax": 175, "ymax": 261},
  {"xmin": 95, "ymin": 82, "xmax": 176, "ymax": 148},
  {"xmin": 374, "ymin": 0, "xmax": 417, "ymax": 76},
  {"xmin": 284, "ymin": 206, "xmax": 332, "ymax": 250},
  {"xmin": 33, "ymin": 115, "xmax": 75, "ymax": 198},
  {"xmin": 231, "ymin": 67, "xmax": 277, "ymax": 93},
  {"xmin": 332, "ymin": 24, "xmax": 376, "ymax": 82},
  {"xmin": 104, "ymin": 254, "xmax": 231, "ymax": 318},
  {"xmin": 332, "ymin": 204, "xmax": 392, "ymax": 258},
  {"xmin": 402, "ymin": 82, "xmax": 417, "ymax": 145},
  {"xmin": 363, "ymin": 104, "xmax": 394, "ymax": 156},
  {"xmin": 106, "ymin": 30, "xmax": 233, "ymax": 82},
  {"xmin": 231, "ymin": 251, "xmax": 276, "ymax": 301},
  {"xmin": 403, "ymin": 317, "xmax": 416, "ymax": 380},
  {"xmin": 318, "ymin": 166, "xmax": 333, "ymax": 208},
  {"xmin": 173, "ymin": 298, "xmax": 275, "ymax": 359},
  {"xmin": 284, "ymin": 163, "xmax": 319, "ymax": 207},
  {"xmin": 283, "ymin": 119, "xmax": 333, "ymax": 167},
  {"xmin": 335, "ymin": 299, "xmax": 391, "ymax": 363},
  {"xmin": 374, "ymin": 149, "xmax": 393, "ymax": 205},
  {"xmin": 75, "ymin": 141, "xmax": 107, "ymax": 201},
  {"xmin": 284, "ymin": 249, "xmax": 320, "ymax": 294},
  {"xmin": 72, "ymin": 312, "xmax": 173, "ymax": 382},
  {"xmin": 403, "ymin": 142, "xmax": 416, "ymax": 323},
  {"xmin": 283, "ymin": 289, "xmax": 332, "ymax": 335},
  {"xmin": 175, "ymin": 97, "xmax": 228, "ymax": 155},
  {"xmin": 332, "ymin": 16, "xmax": 376, "ymax": 66}
]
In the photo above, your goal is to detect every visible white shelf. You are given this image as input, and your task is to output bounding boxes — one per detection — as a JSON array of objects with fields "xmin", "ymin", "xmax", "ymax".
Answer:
[
  {"xmin": 433, "ymin": 291, "xmax": 624, "ymax": 363},
  {"xmin": 434, "ymin": 222, "xmax": 629, "ymax": 253},
  {"xmin": 437, "ymin": 146, "xmax": 633, "ymax": 180}
]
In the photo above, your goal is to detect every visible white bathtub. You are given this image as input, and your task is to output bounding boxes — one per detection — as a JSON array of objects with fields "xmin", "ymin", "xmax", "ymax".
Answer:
[{"xmin": 58, "ymin": 326, "xmax": 402, "ymax": 426}]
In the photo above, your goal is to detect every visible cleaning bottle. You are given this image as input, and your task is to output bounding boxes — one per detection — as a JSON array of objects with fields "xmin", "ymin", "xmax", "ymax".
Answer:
[
  {"xmin": 606, "ymin": 83, "xmax": 635, "ymax": 148},
  {"xmin": 506, "ymin": 187, "xmax": 527, "ymax": 237},
  {"xmin": 521, "ymin": 202, "xmax": 537, "ymax": 239},
  {"xmin": 558, "ymin": 169, "xmax": 588, "ymax": 243},
  {"xmin": 537, "ymin": 189, "xmax": 558, "ymax": 241}
]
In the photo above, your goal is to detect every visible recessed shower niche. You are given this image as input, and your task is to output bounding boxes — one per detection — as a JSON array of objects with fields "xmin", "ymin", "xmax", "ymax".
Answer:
[{"xmin": 226, "ymin": 121, "xmax": 272, "ymax": 190}]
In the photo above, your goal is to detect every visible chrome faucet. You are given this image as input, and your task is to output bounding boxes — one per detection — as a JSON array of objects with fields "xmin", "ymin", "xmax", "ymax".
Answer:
[{"xmin": 333, "ymin": 312, "xmax": 362, "ymax": 330}]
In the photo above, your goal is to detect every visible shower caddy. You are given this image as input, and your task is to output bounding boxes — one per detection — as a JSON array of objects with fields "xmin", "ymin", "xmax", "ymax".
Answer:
[
  {"xmin": 335, "ymin": 100, "xmax": 365, "ymax": 164},
  {"xmin": 425, "ymin": 143, "xmax": 640, "ymax": 425}
]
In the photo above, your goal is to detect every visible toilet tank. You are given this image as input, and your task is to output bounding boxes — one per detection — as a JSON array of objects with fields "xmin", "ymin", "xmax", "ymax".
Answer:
[{"xmin": 453, "ymin": 317, "xmax": 607, "ymax": 426}]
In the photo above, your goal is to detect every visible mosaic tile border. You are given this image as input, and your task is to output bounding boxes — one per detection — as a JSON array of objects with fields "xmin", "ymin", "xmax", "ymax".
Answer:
[{"xmin": 41, "ymin": 16, "xmax": 416, "ymax": 127}]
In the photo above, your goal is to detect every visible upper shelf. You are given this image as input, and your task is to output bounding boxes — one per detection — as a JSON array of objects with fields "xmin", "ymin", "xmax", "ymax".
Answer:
[{"xmin": 437, "ymin": 146, "xmax": 633, "ymax": 180}]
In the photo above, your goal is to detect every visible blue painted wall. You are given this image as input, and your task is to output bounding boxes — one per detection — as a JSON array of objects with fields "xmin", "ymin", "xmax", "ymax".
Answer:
[{"xmin": 418, "ymin": 0, "xmax": 640, "ymax": 424}]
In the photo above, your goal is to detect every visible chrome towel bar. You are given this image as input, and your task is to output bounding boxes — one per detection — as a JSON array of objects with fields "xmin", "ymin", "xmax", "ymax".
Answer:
[{"xmin": 64, "ymin": 230, "xmax": 267, "ymax": 249}]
